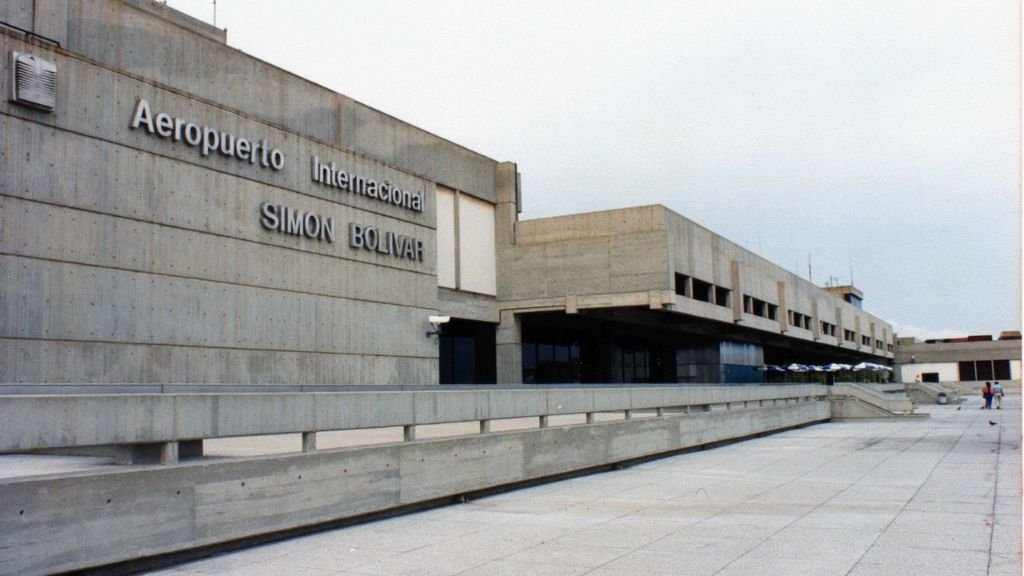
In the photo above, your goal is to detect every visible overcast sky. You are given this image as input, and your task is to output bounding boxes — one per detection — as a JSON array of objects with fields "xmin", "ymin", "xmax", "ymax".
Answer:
[{"xmin": 168, "ymin": 0, "xmax": 1021, "ymax": 340}]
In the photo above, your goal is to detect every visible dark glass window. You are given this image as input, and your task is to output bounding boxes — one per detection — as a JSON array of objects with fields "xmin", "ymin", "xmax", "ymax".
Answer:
[
  {"xmin": 714, "ymin": 286, "xmax": 731, "ymax": 307},
  {"xmin": 752, "ymin": 299, "xmax": 765, "ymax": 317},
  {"xmin": 674, "ymin": 274, "xmax": 690, "ymax": 297},
  {"xmin": 621, "ymin": 346, "xmax": 650, "ymax": 383},
  {"xmin": 993, "ymin": 359, "xmax": 1011, "ymax": 380},
  {"xmin": 522, "ymin": 343, "xmax": 537, "ymax": 384},
  {"xmin": 976, "ymin": 360, "xmax": 993, "ymax": 380},
  {"xmin": 958, "ymin": 361, "xmax": 976, "ymax": 381},
  {"xmin": 692, "ymin": 279, "xmax": 713, "ymax": 303}
]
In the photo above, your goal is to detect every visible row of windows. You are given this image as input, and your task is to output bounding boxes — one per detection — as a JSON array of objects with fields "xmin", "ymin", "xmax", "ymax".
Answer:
[
  {"xmin": 675, "ymin": 274, "xmax": 731, "ymax": 308},
  {"xmin": 743, "ymin": 295, "xmax": 778, "ymax": 320},
  {"xmin": 959, "ymin": 360, "xmax": 1012, "ymax": 381},
  {"xmin": 674, "ymin": 275, "xmax": 889, "ymax": 349}
]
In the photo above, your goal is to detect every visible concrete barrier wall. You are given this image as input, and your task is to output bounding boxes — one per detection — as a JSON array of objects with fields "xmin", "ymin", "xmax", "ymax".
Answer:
[
  {"xmin": 0, "ymin": 385, "xmax": 826, "ymax": 452},
  {"xmin": 0, "ymin": 397, "xmax": 829, "ymax": 575}
]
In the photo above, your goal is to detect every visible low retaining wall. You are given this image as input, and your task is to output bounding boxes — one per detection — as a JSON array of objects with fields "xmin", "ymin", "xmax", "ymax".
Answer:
[{"xmin": 0, "ymin": 386, "xmax": 828, "ymax": 575}]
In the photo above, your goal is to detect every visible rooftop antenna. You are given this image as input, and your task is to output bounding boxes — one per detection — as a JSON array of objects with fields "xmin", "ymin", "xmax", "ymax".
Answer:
[
  {"xmin": 807, "ymin": 253, "xmax": 812, "ymax": 283},
  {"xmin": 213, "ymin": 0, "xmax": 217, "ymax": 26},
  {"xmin": 849, "ymin": 256, "xmax": 854, "ymax": 286}
]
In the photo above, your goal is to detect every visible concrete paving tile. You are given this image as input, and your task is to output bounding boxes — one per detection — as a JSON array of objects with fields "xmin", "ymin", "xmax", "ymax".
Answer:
[
  {"xmin": 989, "ymin": 551, "xmax": 1024, "ymax": 576},
  {"xmin": 343, "ymin": 549, "xmax": 487, "ymax": 576},
  {"xmin": 456, "ymin": 559, "xmax": 589, "ymax": 576},
  {"xmin": 792, "ymin": 509, "xmax": 897, "ymax": 532},
  {"xmin": 554, "ymin": 517, "xmax": 682, "ymax": 549},
  {"xmin": 904, "ymin": 499, "xmax": 997, "ymax": 514},
  {"xmin": 829, "ymin": 485, "xmax": 920, "ymax": 503},
  {"xmin": 857, "ymin": 543, "xmax": 990, "ymax": 573},
  {"xmin": 639, "ymin": 531, "xmax": 761, "ymax": 560},
  {"xmin": 503, "ymin": 541, "xmax": 627, "ymax": 568},
  {"xmin": 756, "ymin": 481, "xmax": 846, "ymax": 505},
  {"xmin": 848, "ymin": 559, "xmax": 987, "ymax": 576},
  {"xmin": 694, "ymin": 509, "xmax": 802, "ymax": 531},
  {"xmin": 177, "ymin": 559, "xmax": 337, "ymax": 576},
  {"xmin": 289, "ymin": 546, "xmax": 394, "ymax": 572},
  {"xmin": 716, "ymin": 553, "xmax": 855, "ymax": 576},
  {"xmin": 762, "ymin": 526, "xmax": 880, "ymax": 557},
  {"xmin": 590, "ymin": 549, "xmax": 729, "ymax": 576},
  {"xmin": 887, "ymin": 510, "xmax": 993, "ymax": 535},
  {"xmin": 874, "ymin": 527, "xmax": 991, "ymax": 551}
]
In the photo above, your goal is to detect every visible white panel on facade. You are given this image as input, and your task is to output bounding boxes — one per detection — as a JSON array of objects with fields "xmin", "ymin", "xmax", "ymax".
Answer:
[
  {"xmin": 899, "ymin": 362, "xmax": 959, "ymax": 383},
  {"xmin": 436, "ymin": 187, "xmax": 456, "ymax": 289},
  {"xmin": 458, "ymin": 195, "xmax": 496, "ymax": 295}
]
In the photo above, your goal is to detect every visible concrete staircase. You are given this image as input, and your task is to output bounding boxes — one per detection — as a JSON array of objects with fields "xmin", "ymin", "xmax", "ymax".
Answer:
[{"xmin": 829, "ymin": 383, "xmax": 922, "ymax": 419}]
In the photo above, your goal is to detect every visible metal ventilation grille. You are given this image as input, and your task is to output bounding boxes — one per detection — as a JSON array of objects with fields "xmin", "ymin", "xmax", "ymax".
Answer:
[{"xmin": 11, "ymin": 52, "xmax": 57, "ymax": 112}]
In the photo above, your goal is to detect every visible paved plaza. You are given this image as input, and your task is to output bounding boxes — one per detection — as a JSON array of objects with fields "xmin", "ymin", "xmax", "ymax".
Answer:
[{"xmin": 146, "ymin": 397, "xmax": 1021, "ymax": 576}]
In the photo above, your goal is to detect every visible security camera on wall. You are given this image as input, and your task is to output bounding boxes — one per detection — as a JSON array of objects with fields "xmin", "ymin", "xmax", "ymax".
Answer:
[{"xmin": 427, "ymin": 316, "xmax": 451, "ymax": 337}]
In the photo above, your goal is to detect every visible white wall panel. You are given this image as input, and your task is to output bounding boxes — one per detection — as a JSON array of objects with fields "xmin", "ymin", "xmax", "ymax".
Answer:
[
  {"xmin": 458, "ymin": 195, "xmax": 496, "ymax": 295},
  {"xmin": 436, "ymin": 187, "xmax": 456, "ymax": 289}
]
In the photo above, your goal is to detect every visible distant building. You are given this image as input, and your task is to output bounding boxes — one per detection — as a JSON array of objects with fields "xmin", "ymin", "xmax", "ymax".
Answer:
[{"xmin": 894, "ymin": 332, "xmax": 1022, "ymax": 388}]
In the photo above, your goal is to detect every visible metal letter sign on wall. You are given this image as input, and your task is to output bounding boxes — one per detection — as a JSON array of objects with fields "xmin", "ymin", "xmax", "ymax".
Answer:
[{"xmin": 11, "ymin": 52, "xmax": 57, "ymax": 112}]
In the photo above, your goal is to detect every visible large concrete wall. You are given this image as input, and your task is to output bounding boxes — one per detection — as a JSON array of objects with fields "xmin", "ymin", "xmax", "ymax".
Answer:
[
  {"xmin": 0, "ymin": 387, "xmax": 829, "ymax": 575},
  {"xmin": 0, "ymin": 0, "xmax": 504, "ymax": 384}
]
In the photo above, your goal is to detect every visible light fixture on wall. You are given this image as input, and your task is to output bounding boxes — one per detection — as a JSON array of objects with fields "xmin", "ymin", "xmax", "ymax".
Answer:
[{"xmin": 426, "ymin": 315, "xmax": 450, "ymax": 338}]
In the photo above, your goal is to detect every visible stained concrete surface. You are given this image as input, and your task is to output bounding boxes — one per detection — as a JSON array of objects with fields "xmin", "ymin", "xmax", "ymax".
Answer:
[{"xmin": 143, "ymin": 396, "xmax": 1021, "ymax": 576}]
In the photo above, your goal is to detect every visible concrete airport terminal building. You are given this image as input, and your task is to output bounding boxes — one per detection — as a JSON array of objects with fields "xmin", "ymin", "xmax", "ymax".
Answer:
[{"xmin": 0, "ymin": 0, "xmax": 897, "ymax": 390}]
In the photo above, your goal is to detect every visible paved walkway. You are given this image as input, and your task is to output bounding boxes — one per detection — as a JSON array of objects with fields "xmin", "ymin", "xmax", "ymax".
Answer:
[{"xmin": 147, "ymin": 397, "xmax": 1021, "ymax": 576}]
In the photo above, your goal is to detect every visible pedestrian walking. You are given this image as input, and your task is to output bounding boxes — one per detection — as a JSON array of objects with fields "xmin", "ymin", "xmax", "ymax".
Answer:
[
  {"xmin": 994, "ymin": 382, "xmax": 1003, "ymax": 409},
  {"xmin": 982, "ymin": 381, "xmax": 994, "ymax": 409}
]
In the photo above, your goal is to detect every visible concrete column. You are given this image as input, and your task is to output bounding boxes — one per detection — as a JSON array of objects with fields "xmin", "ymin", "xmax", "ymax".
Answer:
[
  {"xmin": 495, "ymin": 162, "xmax": 519, "ymax": 246},
  {"xmin": 403, "ymin": 425, "xmax": 417, "ymax": 441},
  {"xmin": 811, "ymin": 299, "xmax": 821, "ymax": 339},
  {"xmin": 730, "ymin": 261, "xmax": 743, "ymax": 322},
  {"xmin": 160, "ymin": 441, "xmax": 178, "ymax": 465},
  {"xmin": 496, "ymin": 310, "xmax": 523, "ymax": 384},
  {"xmin": 302, "ymin": 432, "xmax": 317, "ymax": 452},
  {"xmin": 776, "ymin": 281, "xmax": 787, "ymax": 332},
  {"xmin": 835, "ymin": 306, "xmax": 844, "ymax": 345}
]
